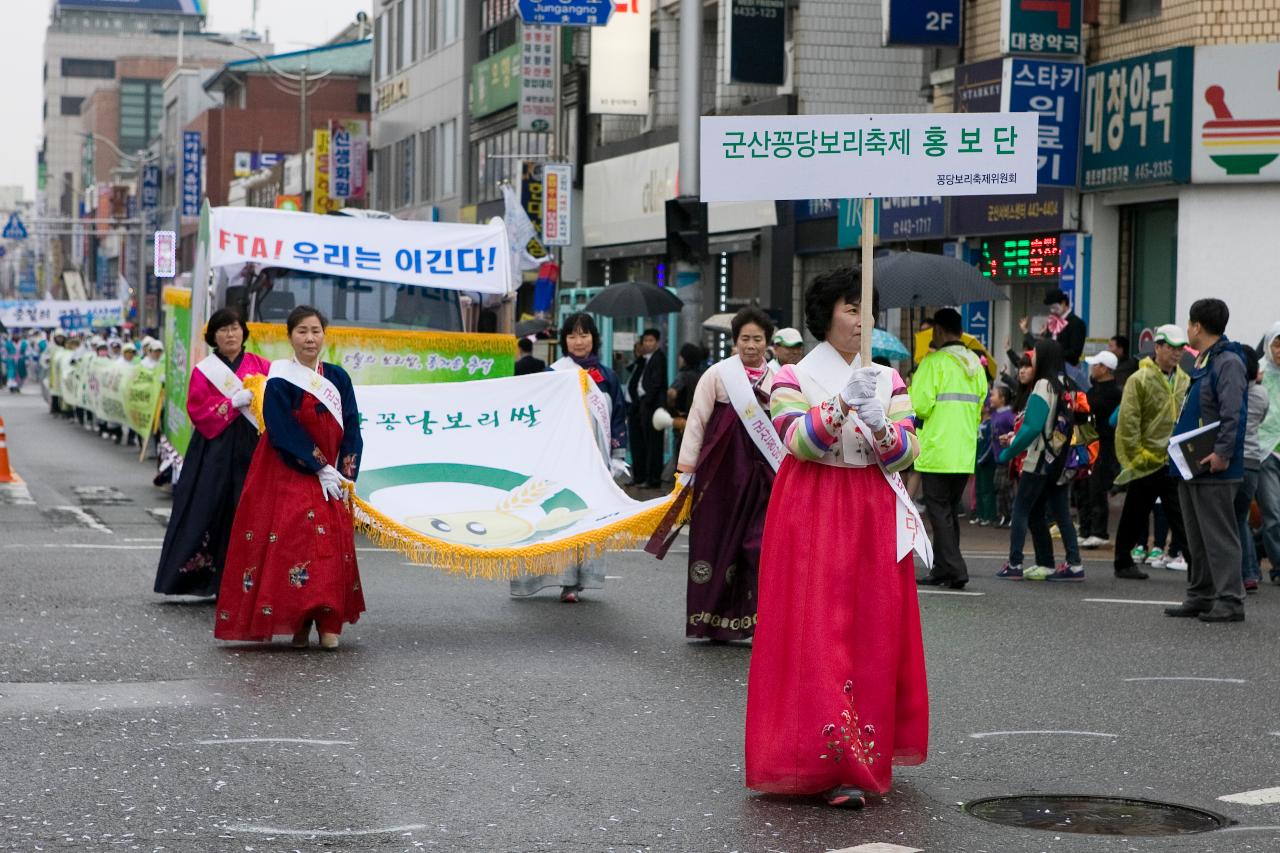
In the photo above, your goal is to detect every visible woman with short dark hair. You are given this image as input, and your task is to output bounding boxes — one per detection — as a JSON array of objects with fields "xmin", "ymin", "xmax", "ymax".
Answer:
[
  {"xmin": 214, "ymin": 305, "xmax": 366, "ymax": 649},
  {"xmin": 509, "ymin": 311, "xmax": 629, "ymax": 602},
  {"xmin": 154, "ymin": 307, "xmax": 270, "ymax": 597},
  {"xmin": 745, "ymin": 267, "xmax": 931, "ymax": 809},
  {"xmin": 672, "ymin": 306, "xmax": 779, "ymax": 642}
]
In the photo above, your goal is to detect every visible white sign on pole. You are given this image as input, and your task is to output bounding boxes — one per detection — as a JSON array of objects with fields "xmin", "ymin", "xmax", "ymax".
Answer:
[
  {"xmin": 588, "ymin": 0, "xmax": 651, "ymax": 115},
  {"xmin": 542, "ymin": 163, "xmax": 572, "ymax": 246},
  {"xmin": 519, "ymin": 24, "xmax": 557, "ymax": 132},
  {"xmin": 154, "ymin": 230, "xmax": 177, "ymax": 278},
  {"xmin": 699, "ymin": 112, "xmax": 1040, "ymax": 202}
]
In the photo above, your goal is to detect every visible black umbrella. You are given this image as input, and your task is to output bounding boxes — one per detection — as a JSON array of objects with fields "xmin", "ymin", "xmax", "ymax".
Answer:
[
  {"xmin": 582, "ymin": 281, "xmax": 683, "ymax": 319},
  {"xmin": 515, "ymin": 317, "xmax": 553, "ymax": 337},
  {"xmin": 872, "ymin": 251, "xmax": 1008, "ymax": 310}
]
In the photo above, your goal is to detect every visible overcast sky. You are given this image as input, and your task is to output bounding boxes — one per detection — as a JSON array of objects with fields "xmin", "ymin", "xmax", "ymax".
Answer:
[{"xmin": 1, "ymin": 0, "xmax": 372, "ymax": 202}]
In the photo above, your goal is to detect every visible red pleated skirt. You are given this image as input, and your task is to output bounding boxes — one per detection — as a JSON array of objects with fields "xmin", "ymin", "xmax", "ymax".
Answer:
[{"xmin": 745, "ymin": 457, "xmax": 929, "ymax": 796}]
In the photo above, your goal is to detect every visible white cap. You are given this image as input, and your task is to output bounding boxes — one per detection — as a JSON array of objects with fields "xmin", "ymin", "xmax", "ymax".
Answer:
[
  {"xmin": 1154, "ymin": 324, "xmax": 1189, "ymax": 347},
  {"xmin": 1085, "ymin": 350, "xmax": 1118, "ymax": 370},
  {"xmin": 773, "ymin": 327, "xmax": 803, "ymax": 347}
]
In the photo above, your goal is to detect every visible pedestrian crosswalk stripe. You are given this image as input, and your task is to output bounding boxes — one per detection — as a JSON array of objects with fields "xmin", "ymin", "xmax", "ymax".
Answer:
[
  {"xmin": 969, "ymin": 730, "xmax": 1118, "ymax": 739},
  {"xmin": 827, "ymin": 844, "xmax": 924, "ymax": 853},
  {"xmin": 1084, "ymin": 598, "xmax": 1181, "ymax": 605},
  {"xmin": 1219, "ymin": 787, "xmax": 1280, "ymax": 805}
]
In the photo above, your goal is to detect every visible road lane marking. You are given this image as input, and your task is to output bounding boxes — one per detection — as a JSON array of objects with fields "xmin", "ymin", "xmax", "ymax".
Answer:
[
  {"xmin": 1084, "ymin": 598, "xmax": 1181, "ymax": 605},
  {"xmin": 0, "ymin": 481, "xmax": 35, "ymax": 505},
  {"xmin": 1219, "ymin": 788, "xmax": 1280, "ymax": 806},
  {"xmin": 223, "ymin": 823, "xmax": 428, "ymax": 837},
  {"xmin": 972, "ymin": 727, "xmax": 1116, "ymax": 732},
  {"xmin": 917, "ymin": 588, "xmax": 985, "ymax": 596},
  {"xmin": 50, "ymin": 506, "xmax": 112, "ymax": 533},
  {"xmin": 4, "ymin": 543, "xmax": 157, "ymax": 550},
  {"xmin": 196, "ymin": 737, "xmax": 355, "ymax": 746},
  {"xmin": 1125, "ymin": 677, "xmax": 1247, "ymax": 684},
  {"xmin": 124, "ymin": 537, "xmax": 164, "ymax": 542},
  {"xmin": 828, "ymin": 845, "xmax": 924, "ymax": 853}
]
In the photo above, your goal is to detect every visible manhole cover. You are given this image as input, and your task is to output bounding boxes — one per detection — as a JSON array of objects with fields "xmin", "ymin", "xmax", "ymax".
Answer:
[{"xmin": 965, "ymin": 795, "xmax": 1226, "ymax": 836}]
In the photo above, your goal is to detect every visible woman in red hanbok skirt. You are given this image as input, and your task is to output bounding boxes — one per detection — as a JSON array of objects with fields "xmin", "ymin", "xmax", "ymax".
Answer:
[
  {"xmin": 675, "ymin": 306, "xmax": 784, "ymax": 641},
  {"xmin": 215, "ymin": 306, "xmax": 365, "ymax": 650},
  {"xmin": 745, "ymin": 268, "xmax": 934, "ymax": 809}
]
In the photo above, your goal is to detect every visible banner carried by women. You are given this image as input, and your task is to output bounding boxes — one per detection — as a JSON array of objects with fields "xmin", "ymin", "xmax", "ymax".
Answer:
[{"xmin": 347, "ymin": 370, "xmax": 685, "ymax": 579}]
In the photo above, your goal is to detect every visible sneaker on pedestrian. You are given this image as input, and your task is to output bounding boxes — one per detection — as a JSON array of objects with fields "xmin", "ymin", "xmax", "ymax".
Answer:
[
  {"xmin": 1245, "ymin": 579, "xmax": 1260, "ymax": 593},
  {"xmin": 1148, "ymin": 553, "xmax": 1169, "ymax": 570},
  {"xmin": 1145, "ymin": 547, "xmax": 1165, "ymax": 566},
  {"xmin": 1080, "ymin": 535, "xmax": 1107, "ymax": 549},
  {"xmin": 1047, "ymin": 563, "xmax": 1085, "ymax": 582},
  {"xmin": 969, "ymin": 516, "xmax": 982, "ymax": 525},
  {"xmin": 979, "ymin": 518, "xmax": 992, "ymax": 527},
  {"xmin": 1130, "ymin": 545, "xmax": 1148, "ymax": 562},
  {"xmin": 996, "ymin": 563, "xmax": 1023, "ymax": 580},
  {"xmin": 1023, "ymin": 565, "xmax": 1055, "ymax": 581},
  {"xmin": 998, "ymin": 516, "xmax": 1011, "ymax": 529},
  {"xmin": 1165, "ymin": 555, "xmax": 1188, "ymax": 571}
]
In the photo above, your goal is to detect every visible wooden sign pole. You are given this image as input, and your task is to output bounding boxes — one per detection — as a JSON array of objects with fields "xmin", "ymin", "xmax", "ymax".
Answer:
[{"xmin": 859, "ymin": 196, "xmax": 875, "ymax": 367}]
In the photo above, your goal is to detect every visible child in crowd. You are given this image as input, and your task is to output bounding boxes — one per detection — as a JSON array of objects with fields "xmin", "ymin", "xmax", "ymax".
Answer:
[
  {"xmin": 1238, "ymin": 345, "xmax": 1270, "ymax": 592},
  {"xmin": 988, "ymin": 383, "xmax": 1017, "ymax": 528}
]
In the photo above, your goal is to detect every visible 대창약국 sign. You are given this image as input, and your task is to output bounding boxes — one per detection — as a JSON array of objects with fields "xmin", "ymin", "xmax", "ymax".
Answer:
[
  {"xmin": 1082, "ymin": 47, "xmax": 1193, "ymax": 190},
  {"xmin": 1001, "ymin": 0, "xmax": 1081, "ymax": 56},
  {"xmin": 700, "ymin": 112, "xmax": 1040, "ymax": 202}
]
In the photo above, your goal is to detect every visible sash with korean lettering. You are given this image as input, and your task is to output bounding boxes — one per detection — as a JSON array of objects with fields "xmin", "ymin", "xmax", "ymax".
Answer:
[
  {"xmin": 196, "ymin": 353, "xmax": 260, "ymax": 430},
  {"xmin": 268, "ymin": 359, "xmax": 343, "ymax": 430},
  {"xmin": 794, "ymin": 341, "xmax": 933, "ymax": 567},
  {"xmin": 551, "ymin": 356, "xmax": 612, "ymax": 468},
  {"xmin": 719, "ymin": 355, "xmax": 786, "ymax": 473}
]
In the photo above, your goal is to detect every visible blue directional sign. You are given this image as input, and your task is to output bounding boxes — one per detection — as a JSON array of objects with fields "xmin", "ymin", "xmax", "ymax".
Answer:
[
  {"xmin": 0, "ymin": 246, "xmax": 5, "ymax": 258},
  {"xmin": 883, "ymin": 0, "xmax": 962, "ymax": 47},
  {"xmin": 518, "ymin": 0, "xmax": 613, "ymax": 26},
  {"xmin": 2, "ymin": 212, "xmax": 27, "ymax": 240}
]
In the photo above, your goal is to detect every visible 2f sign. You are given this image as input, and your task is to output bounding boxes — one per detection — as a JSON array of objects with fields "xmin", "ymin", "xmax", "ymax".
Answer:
[{"xmin": 884, "ymin": 0, "xmax": 962, "ymax": 47}]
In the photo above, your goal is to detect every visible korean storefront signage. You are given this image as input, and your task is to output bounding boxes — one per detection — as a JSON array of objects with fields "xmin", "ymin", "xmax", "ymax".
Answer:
[
  {"xmin": 1083, "ymin": 47, "xmax": 1193, "ymax": 190},
  {"xmin": 589, "ymin": 0, "xmax": 650, "ymax": 114},
  {"xmin": 311, "ymin": 129, "xmax": 342, "ymax": 214},
  {"xmin": 329, "ymin": 119, "xmax": 368, "ymax": 200},
  {"xmin": 376, "ymin": 76, "xmax": 409, "ymax": 112},
  {"xmin": 181, "ymin": 131, "xmax": 201, "ymax": 217},
  {"xmin": 951, "ymin": 186, "xmax": 1067, "ymax": 236},
  {"xmin": 700, "ymin": 112, "xmax": 1040, "ymax": 202},
  {"xmin": 233, "ymin": 151, "xmax": 286, "ymax": 178},
  {"xmin": 140, "ymin": 164, "xmax": 160, "ymax": 215},
  {"xmin": 520, "ymin": 161, "xmax": 547, "ymax": 253},
  {"xmin": 836, "ymin": 198, "xmax": 880, "ymax": 248},
  {"xmin": 519, "ymin": 24, "xmax": 556, "ymax": 132},
  {"xmin": 1192, "ymin": 43, "xmax": 1280, "ymax": 183},
  {"xmin": 882, "ymin": 0, "xmax": 962, "ymax": 47},
  {"xmin": 879, "ymin": 196, "xmax": 946, "ymax": 240},
  {"xmin": 153, "ymin": 230, "xmax": 177, "ymax": 278},
  {"xmin": 1000, "ymin": 0, "xmax": 1081, "ymax": 56},
  {"xmin": 471, "ymin": 43, "xmax": 521, "ymax": 119},
  {"xmin": 542, "ymin": 163, "xmax": 572, "ymax": 246},
  {"xmin": 726, "ymin": 0, "xmax": 787, "ymax": 85},
  {"xmin": 794, "ymin": 198, "xmax": 838, "ymax": 221},
  {"xmin": 955, "ymin": 59, "xmax": 1004, "ymax": 113},
  {"xmin": 1002, "ymin": 58, "xmax": 1083, "ymax": 187}
]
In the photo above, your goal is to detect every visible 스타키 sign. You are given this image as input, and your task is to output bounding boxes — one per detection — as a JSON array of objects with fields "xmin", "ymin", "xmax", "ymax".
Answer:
[
  {"xmin": 700, "ymin": 112, "xmax": 1040, "ymax": 202},
  {"xmin": 1001, "ymin": 57, "xmax": 1083, "ymax": 187}
]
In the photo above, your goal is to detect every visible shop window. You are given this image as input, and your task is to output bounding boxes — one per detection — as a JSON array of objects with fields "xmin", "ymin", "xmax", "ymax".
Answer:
[
  {"xmin": 1121, "ymin": 0, "xmax": 1161, "ymax": 22},
  {"xmin": 61, "ymin": 58, "xmax": 115, "ymax": 79},
  {"xmin": 119, "ymin": 79, "xmax": 163, "ymax": 153}
]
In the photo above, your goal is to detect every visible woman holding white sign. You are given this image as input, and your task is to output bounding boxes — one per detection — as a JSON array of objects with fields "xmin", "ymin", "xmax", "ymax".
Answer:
[
  {"xmin": 673, "ymin": 306, "xmax": 780, "ymax": 642},
  {"xmin": 745, "ymin": 268, "xmax": 930, "ymax": 809},
  {"xmin": 154, "ymin": 308, "xmax": 270, "ymax": 597},
  {"xmin": 214, "ymin": 306, "xmax": 365, "ymax": 650},
  {"xmin": 510, "ymin": 312, "xmax": 629, "ymax": 603}
]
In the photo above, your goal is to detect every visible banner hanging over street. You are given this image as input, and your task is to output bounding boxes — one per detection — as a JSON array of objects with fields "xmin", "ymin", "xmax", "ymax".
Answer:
[
  {"xmin": 700, "ymin": 112, "xmax": 1040, "ymax": 202},
  {"xmin": 0, "ymin": 300, "xmax": 124, "ymax": 329},
  {"xmin": 340, "ymin": 370, "xmax": 684, "ymax": 579},
  {"xmin": 207, "ymin": 206, "xmax": 514, "ymax": 295}
]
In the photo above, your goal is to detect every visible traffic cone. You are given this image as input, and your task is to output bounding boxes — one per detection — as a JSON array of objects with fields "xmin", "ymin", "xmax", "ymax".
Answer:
[{"xmin": 0, "ymin": 416, "xmax": 17, "ymax": 483}]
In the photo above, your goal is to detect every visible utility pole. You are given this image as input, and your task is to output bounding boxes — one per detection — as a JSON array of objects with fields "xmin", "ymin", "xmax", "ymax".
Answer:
[{"xmin": 676, "ymin": 0, "xmax": 703, "ymax": 349}]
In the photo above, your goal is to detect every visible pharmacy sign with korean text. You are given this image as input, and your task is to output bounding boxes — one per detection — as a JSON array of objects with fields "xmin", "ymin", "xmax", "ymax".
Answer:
[
  {"xmin": 1191, "ymin": 43, "xmax": 1280, "ymax": 183},
  {"xmin": 1000, "ymin": 0, "xmax": 1081, "ymax": 56},
  {"xmin": 1083, "ymin": 47, "xmax": 1193, "ymax": 190},
  {"xmin": 700, "ymin": 113, "xmax": 1040, "ymax": 202}
]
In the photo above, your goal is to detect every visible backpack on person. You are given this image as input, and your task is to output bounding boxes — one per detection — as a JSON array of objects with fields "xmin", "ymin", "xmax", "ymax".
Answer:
[{"xmin": 1044, "ymin": 382, "xmax": 1099, "ymax": 484}]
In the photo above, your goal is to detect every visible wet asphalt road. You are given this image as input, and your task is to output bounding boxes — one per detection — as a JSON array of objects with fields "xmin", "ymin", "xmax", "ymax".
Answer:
[{"xmin": 3, "ymin": 387, "xmax": 1280, "ymax": 853}]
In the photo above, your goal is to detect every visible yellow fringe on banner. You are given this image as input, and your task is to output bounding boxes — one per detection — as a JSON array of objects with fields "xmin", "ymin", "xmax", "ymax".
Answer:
[
  {"xmin": 162, "ymin": 286, "xmax": 192, "ymax": 308},
  {"xmin": 242, "ymin": 373, "xmax": 268, "ymax": 434},
  {"xmin": 347, "ymin": 487, "xmax": 691, "ymax": 580},
  {"xmin": 245, "ymin": 322, "xmax": 517, "ymax": 358}
]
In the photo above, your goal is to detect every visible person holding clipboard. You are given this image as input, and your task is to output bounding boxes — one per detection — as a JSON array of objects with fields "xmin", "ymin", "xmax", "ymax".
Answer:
[{"xmin": 1164, "ymin": 299, "xmax": 1250, "ymax": 624}]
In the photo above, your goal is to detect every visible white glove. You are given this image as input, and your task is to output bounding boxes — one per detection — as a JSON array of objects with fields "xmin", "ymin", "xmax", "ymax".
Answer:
[
  {"xmin": 609, "ymin": 449, "xmax": 631, "ymax": 481},
  {"xmin": 231, "ymin": 388, "xmax": 253, "ymax": 409},
  {"xmin": 851, "ymin": 396, "xmax": 887, "ymax": 434},
  {"xmin": 317, "ymin": 464, "xmax": 344, "ymax": 502},
  {"xmin": 840, "ymin": 367, "xmax": 879, "ymax": 407},
  {"xmin": 676, "ymin": 471, "xmax": 695, "ymax": 489}
]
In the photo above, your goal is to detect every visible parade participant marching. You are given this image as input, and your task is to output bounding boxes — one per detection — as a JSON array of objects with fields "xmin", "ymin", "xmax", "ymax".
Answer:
[
  {"xmin": 510, "ymin": 312, "xmax": 629, "ymax": 603},
  {"xmin": 675, "ymin": 306, "xmax": 782, "ymax": 642},
  {"xmin": 214, "ymin": 306, "xmax": 364, "ymax": 649},
  {"xmin": 4, "ymin": 331, "xmax": 28, "ymax": 393},
  {"xmin": 154, "ymin": 308, "xmax": 271, "ymax": 597},
  {"xmin": 745, "ymin": 268, "xmax": 931, "ymax": 809}
]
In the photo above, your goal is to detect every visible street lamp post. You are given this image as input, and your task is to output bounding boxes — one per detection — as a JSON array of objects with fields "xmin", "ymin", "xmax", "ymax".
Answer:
[{"xmin": 80, "ymin": 133, "xmax": 157, "ymax": 318}]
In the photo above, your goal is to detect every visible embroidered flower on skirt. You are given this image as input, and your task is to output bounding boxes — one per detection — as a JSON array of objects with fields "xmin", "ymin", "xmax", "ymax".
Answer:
[
  {"xmin": 268, "ymin": 532, "xmax": 278, "ymax": 543},
  {"xmin": 179, "ymin": 551, "xmax": 213, "ymax": 574},
  {"xmin": 242, "ymin": 568, "xmax": 254, "ymax": 592},
  {"xmin": 819, "ymin": 679, "xmax": 882, "ymax": 766},
  {"xmin": 261, "ymin": 605, "xmax": 273, "ymax": 616},
  {"xmin": 289, "ymin": 562, "xmax": 310, "ymax": 588}
]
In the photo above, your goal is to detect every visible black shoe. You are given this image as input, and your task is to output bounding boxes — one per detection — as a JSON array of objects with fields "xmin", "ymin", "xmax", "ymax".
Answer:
[
  {"xmin": 916, "ymin": 575, "xmax": 950, "ymax": 587},
  {"xmin": 1164, "ymin": 602, "xmax": 1210, "ymax": 618},
  {"xmin": 1115, "ymin": 566, "xmax": 1149, "ymax": 580},
  {"xmin": 824, "ymin": 786, "xmax": 866, "ymax": 809},
  {"xmin": 1198, "ymin": 606, "xmax": 1244, "ymax": 623},
  {"xmin": 948, "ymin": 579, "xmax": 968, "ymax": 590}
]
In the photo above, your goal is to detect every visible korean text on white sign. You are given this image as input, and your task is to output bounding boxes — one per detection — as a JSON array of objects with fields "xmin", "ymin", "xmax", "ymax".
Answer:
[{"xmin": 700, "ymin": 112, "xmax": 1040, "ymax": 202}]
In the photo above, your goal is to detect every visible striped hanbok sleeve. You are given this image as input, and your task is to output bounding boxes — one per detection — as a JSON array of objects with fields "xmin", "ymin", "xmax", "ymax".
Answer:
[
  {"xmin": 877, "ymin": 371, "xmax": 920, "ymax": 474},
  {"xmin": 769, "ymin": 365, "xmax": 845, "ymax": 461}
]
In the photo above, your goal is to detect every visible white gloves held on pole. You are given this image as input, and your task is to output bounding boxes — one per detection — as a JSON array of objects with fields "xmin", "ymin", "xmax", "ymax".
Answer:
[
  {"xmin": 317, "ymin": 464, "xmax": 351, "ymax": 502},
  {"xmin": 609, "ymin": 448, "xmax": 631, "ymax": 482},
  {"xmin": 840, "ymin": 367, "xmax": 887, "ymax": 435},
  {"xmin": 230, "ymin": 388, "xmax": 253, "ymax": 410}
]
